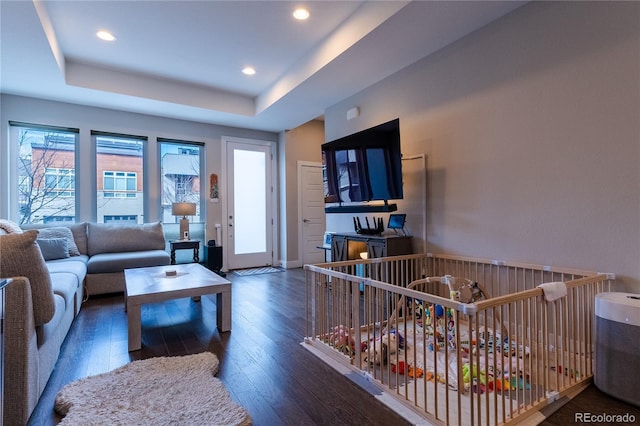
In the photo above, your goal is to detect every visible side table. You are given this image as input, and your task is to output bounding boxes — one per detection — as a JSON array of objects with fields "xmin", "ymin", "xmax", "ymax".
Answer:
[{"xmin": 170, "ymin": 240, "xmax": 200, "ymax": 265}]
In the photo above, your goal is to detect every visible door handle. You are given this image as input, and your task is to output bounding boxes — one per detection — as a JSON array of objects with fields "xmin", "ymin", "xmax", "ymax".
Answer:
[{"xmin": 303, "ymin": 219, "xmax": 310, "ymax": 223}]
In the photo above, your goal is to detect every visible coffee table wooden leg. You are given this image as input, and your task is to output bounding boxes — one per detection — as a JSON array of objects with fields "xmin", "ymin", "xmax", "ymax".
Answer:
[
  {"xmin": 127, "ymin": 303, "xmax": 142, "ymax": 351},
  {"xmin": 216, "ymin": 290, "xmax": 231, "ymax": 332}
]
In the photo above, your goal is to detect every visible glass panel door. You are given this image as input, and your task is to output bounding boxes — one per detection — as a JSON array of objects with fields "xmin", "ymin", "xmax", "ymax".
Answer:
[
  {"xmin": 233, "ymin": 149, "xmax": 267, "ymax": 254},
  {"xmin": 226, "ymin": 140, "xmax": 273, "ymax": 269}
]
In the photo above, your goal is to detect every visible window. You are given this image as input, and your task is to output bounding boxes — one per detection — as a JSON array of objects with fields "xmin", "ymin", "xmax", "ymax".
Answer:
[
  {"xmin": 45, "ymin": 168, "xmax": 75, "ymax": 197},
  {"xmin": 103, "ymin": 171, "xmax": 137, "ymax": 198},
  {"xmin": 10, "ymin": 122, "xmax": 78, "ymax": 224},
  {"xmin": 104, "ymin": 215, "xmax": 138, "ymax": 224},
  {"xmin": 159, "ymin": 139, "xmax": 203, "ymax": 224},
  {"xmin": 94, "ymin": 132, "xmax": 146, "ymax": 224},
  {"xmin": 44, "ymin": 216, "xmax": 74, "ymax": 223}
]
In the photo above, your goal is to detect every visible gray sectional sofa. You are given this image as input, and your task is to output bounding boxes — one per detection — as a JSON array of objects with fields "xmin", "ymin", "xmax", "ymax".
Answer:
[{"xmin": 0, "ymin": 220, "xmax": 171, "ymax": 425}]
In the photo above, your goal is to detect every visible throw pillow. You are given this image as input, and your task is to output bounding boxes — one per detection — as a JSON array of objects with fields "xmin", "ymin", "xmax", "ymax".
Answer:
[
  {"xmin": 0, "ymin": 230, "xmax": 56, "ymax": 325},
  {"xmin": 0, "ymin": 219, "xmax": 23, "ymax": 234},
  {"xmin": 37, "ymin": 238, "xmax": 70, "ymax": 261},
  {"xmin": 37, "ymin": 227, "xmax": 81, "ymax": 256},
  {"xmin": 66, "ymin": 222, "xmax": 88, "ymax": 255}
]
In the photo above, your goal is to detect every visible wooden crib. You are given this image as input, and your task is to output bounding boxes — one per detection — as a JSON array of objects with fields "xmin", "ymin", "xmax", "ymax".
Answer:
[{"xmin": 303, "ymin": 253, "xmax": 614, "ymax": 425}]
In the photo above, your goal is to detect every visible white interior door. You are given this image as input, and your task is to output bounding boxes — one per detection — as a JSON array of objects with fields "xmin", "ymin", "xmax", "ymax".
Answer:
[
  {"xmin": 225, "ymin": 140, "xmax": 274, "ymax": 269},
  {"xmin": 299, "ymin": 162, "xmax": 326, "ymax": 265}
]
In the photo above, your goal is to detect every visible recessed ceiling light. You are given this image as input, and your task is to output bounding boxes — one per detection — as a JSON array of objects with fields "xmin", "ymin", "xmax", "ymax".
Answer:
[
  {"xmin": 242, "ymin": 66, "xmax": 256, "ymax": 76},
  {"xmin": 293, "ymin": 8, "xmax": 310, "ymax": 20},
  {"xmin": 96, "ymin": 30, "xmax": 116, "ymax": 41}
]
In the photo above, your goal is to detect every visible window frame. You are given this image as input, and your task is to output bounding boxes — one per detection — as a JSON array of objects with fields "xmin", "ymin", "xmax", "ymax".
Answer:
[
  {"xmin": 158, "ymin": 138, "xmax": 205, "ymax": 224},
  {"xmin": 8, "ymin": 121, "xmax": 80, "ymax": 224},
  {"xmin": 92, "ymin": 131, "xmax": 148, "ymax": 224}
]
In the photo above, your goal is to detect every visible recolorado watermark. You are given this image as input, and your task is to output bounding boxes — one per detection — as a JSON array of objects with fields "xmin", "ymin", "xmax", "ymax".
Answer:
[{"xmin": 575, "ymin": 412, "xmax": 636, "ymax": 423}]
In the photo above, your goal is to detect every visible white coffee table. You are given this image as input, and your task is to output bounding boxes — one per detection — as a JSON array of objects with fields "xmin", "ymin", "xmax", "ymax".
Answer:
[{"xmin": 125, "ymin": 263, "xmax": 231, "ymax": 351}]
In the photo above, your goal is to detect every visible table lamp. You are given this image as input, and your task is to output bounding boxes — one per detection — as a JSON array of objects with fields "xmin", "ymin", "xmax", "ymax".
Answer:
[{"xmin": 172, "ymin": 202, "xmax": 196, "ymax": 240}]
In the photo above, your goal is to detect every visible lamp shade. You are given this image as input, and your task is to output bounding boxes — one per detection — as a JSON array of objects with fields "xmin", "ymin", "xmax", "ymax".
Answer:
[{"xmin": 172, "ymin": 202, "xmax": 196, "ymax": 217}]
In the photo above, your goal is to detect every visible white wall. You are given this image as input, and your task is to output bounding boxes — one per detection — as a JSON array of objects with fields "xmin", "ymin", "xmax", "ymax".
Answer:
[
  {"xmin": 278, "ymin": 119, "xmax": 324, "ymax": 266},
  {"xmin": 325, "ymin": 2, "xmax": 640, "ymax": 291},
  {"xmin": 0, "ymin": 94, "xmax": 278, "ymax": 244}
]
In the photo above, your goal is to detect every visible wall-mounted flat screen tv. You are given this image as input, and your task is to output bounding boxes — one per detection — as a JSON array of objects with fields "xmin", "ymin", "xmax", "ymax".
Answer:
[{"xmin": 322, "ymin": 118, "xmax": 403, "ymax": 204}]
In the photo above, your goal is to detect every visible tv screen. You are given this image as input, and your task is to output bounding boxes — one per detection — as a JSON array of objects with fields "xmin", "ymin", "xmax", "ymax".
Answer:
[{"xmin": 322, "ymin": 118, "xmax": 403, "ymax": 204}]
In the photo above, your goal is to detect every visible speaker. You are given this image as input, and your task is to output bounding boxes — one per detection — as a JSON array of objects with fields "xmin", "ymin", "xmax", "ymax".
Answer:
[{"xmin": 205, "ymin": 245, "xmax": 224, "ymax": 276}]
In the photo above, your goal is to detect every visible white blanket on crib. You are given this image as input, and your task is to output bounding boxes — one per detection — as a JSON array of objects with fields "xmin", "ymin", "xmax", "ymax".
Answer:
[{"xmin": 538, "ymin": 281, "xmax": 567, "ymax": 302}]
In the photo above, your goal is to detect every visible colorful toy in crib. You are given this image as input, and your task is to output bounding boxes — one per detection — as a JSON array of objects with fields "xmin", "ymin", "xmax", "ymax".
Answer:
[
  {"xmin": 391, "ymin": 361, "xmax": 424, "ymax": 378},
  {"xmin": 425, "ymin": 372, "xmax": 446, "ymax": 383},
  {"xmin": 462, "ymin": 361, "xmax": 529, "ymax": 393},
  {"xmin": 552, "ymin": 365, "xmax": 581, "ymax": 379},
  {"xmin": 327, "ymin": 325, "xmax": 356, "ymax": 355},
  {"xmin": 409, "ymin": 366, "xmax": 424, "ymax": 378},
  {"xmin": 424, "ymin": 304, "xmax": 457, "ymax": 351},
  {"xmin": 488, "ymin": 377, "xmax": 512, "ymax": 392},
  {"xmin": 511, "ymin": 374, "xmax": 531, "ymax": 390},
  {"xmin": 405, "ymin": 297, "xmax": 426, "ymax": 319},
  {"xmin": 392, "ymin": 360, "xmax": 406, "ymax": 374},
  {"xmin": 462, "ymin": 363, "xmax": 486, "ymax": 392},
  {"xmin": 425, "ymin": 303, "xmax": 447, "ymax": 325}
]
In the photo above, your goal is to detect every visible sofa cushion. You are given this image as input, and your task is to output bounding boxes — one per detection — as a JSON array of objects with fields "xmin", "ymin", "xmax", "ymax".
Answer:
[
  {"xmin": 87, "ymin": 250, "xmax": 171, "ymax": 274},
  {"xmin": 36, "ymin": 293, "xmax": 67, "ymax": 347},
  {"xmin": 0, "ymin": 218, "xmax": 23, "ymax": 234},
  {"xmin": 50, "ymin": 273, "xmax": 78, "ymax": 310},
  {"xmin": 36, "ymin": 227, "xmax": 80, "ymax": 256},
  {"xmin": 46, "ymin": 256, "xmax": 88, "ymax": 287},
  {"xmin": 87, "ymin": 222, "xmax": 166, "ymax": 256},
  {"xmin": 37, "ymin": 238, "xmax": 70, "ymax": 261},
  {"xmin": 0, "ymin": 230, "xmax": 56, "ymax": 325}
]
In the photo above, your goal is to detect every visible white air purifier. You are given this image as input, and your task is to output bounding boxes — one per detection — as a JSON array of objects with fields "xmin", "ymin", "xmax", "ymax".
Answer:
[{"xmin": 594, "ymin": 292, "xmax": 640, "ymax": 407}]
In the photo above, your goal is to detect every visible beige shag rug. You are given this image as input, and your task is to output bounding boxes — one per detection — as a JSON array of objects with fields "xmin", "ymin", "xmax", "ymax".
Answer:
[{"xmin": 55, "ymin": 352, "xmax": 251, "ymax": 425}]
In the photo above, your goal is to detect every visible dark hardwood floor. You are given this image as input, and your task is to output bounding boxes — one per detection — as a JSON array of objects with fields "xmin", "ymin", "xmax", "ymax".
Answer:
[
  {"xmin": 27, "ymin": 268, "xmax": 638, "ymax": 425},
  {"xmin": 540, "ymin": 384, "xmax": 639, "ymax": 425}
]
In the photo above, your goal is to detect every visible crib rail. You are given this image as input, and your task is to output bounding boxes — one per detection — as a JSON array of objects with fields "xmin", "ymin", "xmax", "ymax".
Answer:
[{"xmin": 304, "ymin": 253, "xmax": 613, "ymax": 425}]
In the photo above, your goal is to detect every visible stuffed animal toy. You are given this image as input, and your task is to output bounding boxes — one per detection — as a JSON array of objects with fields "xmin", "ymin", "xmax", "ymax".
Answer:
[
  {"xmin": 365, "ymin": 337, "xmax": 389, "ymax": 366},
  {"xmin": 364, "ymin": 331, "xmax": 405, "ymax": 366},
  {"xmin": 328, "ymin": 325, "xmax": 356, "ymax": 355}
]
